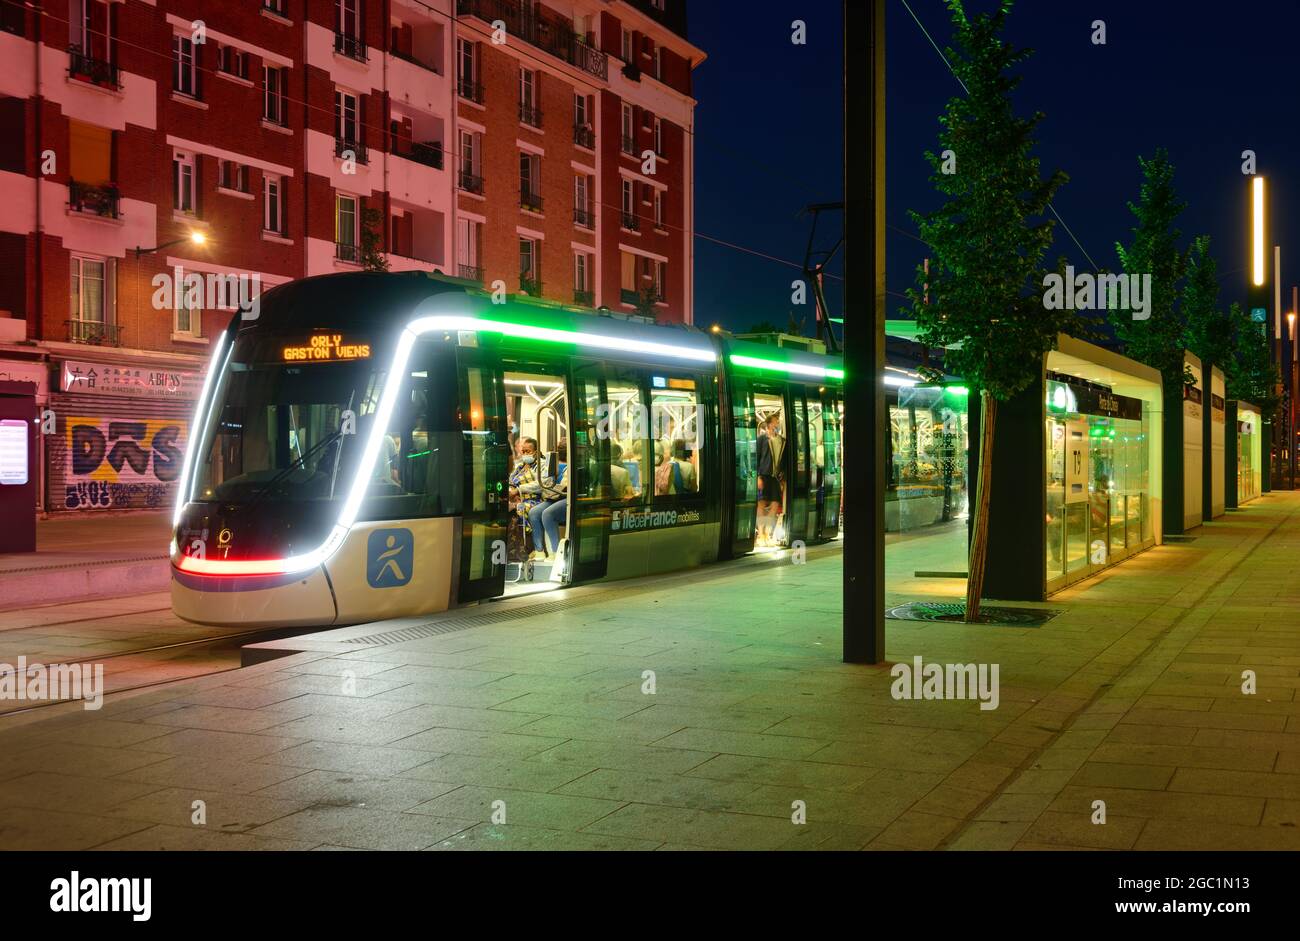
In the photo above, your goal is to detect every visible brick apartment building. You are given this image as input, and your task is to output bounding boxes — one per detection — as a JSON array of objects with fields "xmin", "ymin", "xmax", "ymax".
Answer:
[{"xmin": 0, "ymin": 0, "xmax": 703, "ymax": 513}]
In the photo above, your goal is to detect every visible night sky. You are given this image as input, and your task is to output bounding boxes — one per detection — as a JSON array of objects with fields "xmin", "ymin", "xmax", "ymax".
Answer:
[{"xmin": 688, "ymin": 0, "xmax": 1298, "ymax": 336}]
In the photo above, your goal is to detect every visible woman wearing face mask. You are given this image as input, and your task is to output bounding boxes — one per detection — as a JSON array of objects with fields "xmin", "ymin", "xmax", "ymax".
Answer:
[
  {"xmin": 528, "ymin": 440, "xmax": 569, "ymax": 563},
  {"xmin": 509, "ymin": 438, "xmax": 544, "ymax": 555}
]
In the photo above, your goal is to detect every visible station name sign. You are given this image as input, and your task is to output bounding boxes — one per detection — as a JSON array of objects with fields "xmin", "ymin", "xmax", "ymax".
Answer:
[
  {"xmin": 1047, "ymin": 378, "xmax": 1142, "ymax": 421},
  {"xmin": 282, "ymin": 335, "xmax": 372, "ymax": 363}
]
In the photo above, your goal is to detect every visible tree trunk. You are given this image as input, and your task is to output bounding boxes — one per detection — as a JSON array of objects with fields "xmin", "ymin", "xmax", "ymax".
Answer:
[{"xmin": 965, "ymin": 391, "xmax": 997, "ymax": 622}]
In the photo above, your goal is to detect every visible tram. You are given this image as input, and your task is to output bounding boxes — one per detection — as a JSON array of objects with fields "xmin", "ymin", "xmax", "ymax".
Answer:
[{"xmin": 170, "ymin": 272, "xmax": 843, "ymax": 627}]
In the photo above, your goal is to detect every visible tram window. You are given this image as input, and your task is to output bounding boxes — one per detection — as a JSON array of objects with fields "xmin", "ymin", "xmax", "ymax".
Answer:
[
  {"xmin": 605, "ymin": 376, "xmax": 647, "ymax": 504},
  {"xmin": 650, "ymin": 378, "xmax": 701, "ymax": 498}
]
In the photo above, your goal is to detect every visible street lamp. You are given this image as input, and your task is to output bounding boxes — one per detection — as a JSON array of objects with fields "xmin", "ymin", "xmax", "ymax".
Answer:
[
  {"xmin": 132, "ymin": 230, "xmax": 207, "ymax": 257},
  {"xmin": 1252, "ymin": 176, "xmax": 1266, "ymax": 287}
]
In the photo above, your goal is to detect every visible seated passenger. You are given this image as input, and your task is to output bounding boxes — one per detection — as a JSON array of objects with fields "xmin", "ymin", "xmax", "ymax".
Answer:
[
  {"xmin": 528, "ymin": 440, "xmax": 569, "ymax": 562},
  {"xmin": 610, "ymin": 443, "xmax": 634, "ymax": 501},
  {"xmin": 672, "ymin": 440, "xmax": 698, "ymax": 493},
  {"xmin": 653, "ymin": 440, "xmax": 686, "ymax": 495},
  {"xmin": 510, "ymin": 437, "xmax": 544, "ymax": 549}
]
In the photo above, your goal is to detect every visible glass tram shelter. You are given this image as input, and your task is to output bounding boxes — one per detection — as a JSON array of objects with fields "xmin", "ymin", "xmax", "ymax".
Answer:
[
  {"xmin": 974, "ymin": 335, "xmax": 1164, "ymax": 600},
  {"xmin": 1227, "ymin": 400, "xmax": 1263, "ymax": 507}
]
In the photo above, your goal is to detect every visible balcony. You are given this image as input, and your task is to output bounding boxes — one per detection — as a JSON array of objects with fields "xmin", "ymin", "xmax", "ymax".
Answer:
[
  {"xmin": 334, "ymin": 32, "xmax": 367, "ymax": 62},
  {"xmin": 459, "ymin": 171, "xmax": 484, "ymax": 195},
  {"xmin": 335, "ymin": 137, "xmax": 369, "ymax": 165},
  {"xmin": 66, "ymin": 319, "xmax": 122, "ymax": 346},
  {"xmin": 573, "ymin": 204, "xmax": 595, "ymax": 229},
  {"xmin": 520, "ymin": 190, "xmax": 544, "ymax": 214},
  {"xmin": 458, "ymin": 264, "xmax": 483, "ymax": 283},
  {"xmin": 335, "ymin": 242, "xmax": 361, "ymax": 264},
  {"xmin": 68, "ymin": 181, "xmax": 120, "ymax": 219},
  {"xmin": 621, "ymin": 212, "xmax": 640, "ymax": 232},
  {"xmin": 457, "ymin": 0, "xmax": 608, "ymax": 81},
  {"xmin": 573, "ymin": 124, "xmax": 595, "ymax": 150},
  {"xmin": 395, "ymin": 140, "xmax": 444, "ymax": 170},
  {"xmin": 620, "ymin": 289, "xmax": 639, "ymax": 306},
  {"xmin": 390, "ymin": 47, "xmax": 439, "ymax": 74},
  {"xmin": 68, "ymin": 47, "xmax": 119, "ymax": 88},
  {"xmin": 519, "ymin": 102, "xmax": 543, "ymax": 129},
  {"xmin": 621, "ymin": 135, "xmax": 636, "ymax": 157},
  {"xmin": 519, "ymin": 275, "xmax": 542, "ymax": 296},
  {"xmin": 574, "ymin": 289, "xmax": 594, "ymax": 307},
  {"xmin": 457, "ymin": 77, "xmax": 484, "ymax": 104}
]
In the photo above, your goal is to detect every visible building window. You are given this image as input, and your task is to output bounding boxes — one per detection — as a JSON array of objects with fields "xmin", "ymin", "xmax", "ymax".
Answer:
[
  {"xmin": 574, "ymin": 174, "xmax": 593, "ymax": 228},
  {"xmin": 519, "ymin": 152, "xmax": 541, "ymax": 211},
  {"xmin": 654, "ymin": 117, "xmax": 663, "ymax": 155},
  {"xmin": 655, "ymin": 260, "xmax": 668, "ymax": 301},
  {"xmin": 458, "ymin": 38, "xmax": 480, "ymax": 101},
  {"xmin": 621, "ymin": 103, "xmax": 636, "ymax": 156},
  {"xmin": 172, "ymin": 33, "xmax": 197, "ymax": 97},
  {"xmin": 456, "ymin": 217, "xmax": 480, "ymax": 280},
  {"xmin": 217, "ymin": 160, "xmax": 246, "ymax": 193},
  {"xmin": 459, "ymin": 129, "xmax": 482, "ymax": 193},
  {"xmin": 335, "ymin": 89, "xmax": 359, "ymax": 143},
  {"xmin": 264, "ymin": 174, "xmax": 283, "ymax": 233},
  {"xmin": 69, "ymin": 255, "xmax": 106, "ymax": 324},
  {"xmin": 173, "ymin": 150, "xmax": 195, "ymax": 214},
  {"xmin": 621, "ymin": 27, "xmax": 633, "ymax": 62},
  {"xmin": 519, "ymin": 68, "xmax": 540, "ymax": 127},
  {"xmin": 335, "ymin": 0, "xmax": 360, "ymax": 37},
  {"xmin": 654, "ymin": 188, "xmax": 664, "ymax": 228},
  {"xmin": 653, "ymin": 46, "xmax": 662, "ymax": 80},
  {"xmin": 620, "ymin": 251, "xmax": 637, "ymax": 304},
  {"xmin": 336, "ymin": 194, "xmax": 359, "ymax": 262},
  {"xmin": 519, "ymin": 237, "xmax": 539, "ymax": 292},
  {"xmin": 574, "ymin": 251, "xmax": 591, "ymax": 304},
  {"xmin": 621, "ymin": 179, "xmax": 637, "ymax": 230},
  {"xmin": 173, "ymin": 267, "xmax": 200, "ymax": 338},
  {"xmin": 651, "ymin": 0, "xmax": 666, "ymax": 10},
  {"xmin": 574, "ymin": 93, "xmax": 588, "ymax": 128},
  {"xmin": 263, "ymin": 66, "xmax": 287, "ymax": 124},
  {"xmin": 218, "ymin": 45, "xmax": 248, "ymax": 80}
]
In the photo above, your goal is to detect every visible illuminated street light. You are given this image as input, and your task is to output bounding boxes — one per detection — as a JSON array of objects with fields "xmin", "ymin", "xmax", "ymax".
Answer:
[
  {"xmin": 133, "ymin": 230, "xmax": 209, "ymax": 257},
  {"xmin": 1252, "ymin": 176, "xmax": 1266, "ymax": 286}
]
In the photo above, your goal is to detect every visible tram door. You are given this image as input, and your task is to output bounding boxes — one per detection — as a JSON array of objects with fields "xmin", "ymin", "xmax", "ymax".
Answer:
[
  {"xmin": 456, "ymin": 351, "xmax": 509, "ymax": 603},
  {"xmin": 786, "ymin": 388, "xmax": 811, "ymax": 544},
  {"xmin": 567, "ymin": 360, "xmax": 611, "ymax": 584},
  {"xmin": 815, "ymin": 387, "xmax": 843, "ymax": 540},
  {"xmin": 728, "ymin": 375, "xmax": 759, "ymax": 557}
]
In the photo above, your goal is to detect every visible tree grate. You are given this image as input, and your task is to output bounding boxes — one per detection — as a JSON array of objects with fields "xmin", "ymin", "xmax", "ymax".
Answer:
[{"xmin": 886, "ymin": 602, "xmax": 1058, "ymax": 627}]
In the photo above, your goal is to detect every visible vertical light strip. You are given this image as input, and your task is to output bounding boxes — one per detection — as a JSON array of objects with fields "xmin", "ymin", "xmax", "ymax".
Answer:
[
  {"xmin": 172, "ymin": 331, "xmax": 231, "ymax": 526},
  {"xmin": 1252, "ymin": 176, "xmax": 1266, "ymax": 287}
]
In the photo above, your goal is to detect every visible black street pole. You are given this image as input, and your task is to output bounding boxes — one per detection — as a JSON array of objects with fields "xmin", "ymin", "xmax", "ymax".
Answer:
[{"xmin": 843, "ymin": 0, "xmax": 886, "ymax": 664}]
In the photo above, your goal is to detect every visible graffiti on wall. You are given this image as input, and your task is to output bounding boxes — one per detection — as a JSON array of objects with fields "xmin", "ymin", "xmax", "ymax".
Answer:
[{"xmin": 59, "ymin": 416, "xmax": 188, "ymax": 510}]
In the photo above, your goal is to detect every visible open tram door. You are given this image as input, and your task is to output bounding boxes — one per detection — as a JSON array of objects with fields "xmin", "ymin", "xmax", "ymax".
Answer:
[
  {"xmin": 565, "ymin": 359, "xmax": 612, "ymax": 585},
  {"xmin": 455, "ymin": 349, "xmax": 510, "ymax": 603}
]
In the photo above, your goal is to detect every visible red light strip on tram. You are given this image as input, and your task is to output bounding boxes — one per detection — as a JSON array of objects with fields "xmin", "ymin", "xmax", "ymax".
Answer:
[{"xmin": 174, "ymin": 555, "xmax": 294, "ymax": 577}]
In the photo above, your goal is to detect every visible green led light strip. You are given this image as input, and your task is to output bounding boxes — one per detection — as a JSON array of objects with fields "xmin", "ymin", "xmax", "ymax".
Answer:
[{"xmin": 729, "ymin": 354, "xmax": 845, "ymax": 381}]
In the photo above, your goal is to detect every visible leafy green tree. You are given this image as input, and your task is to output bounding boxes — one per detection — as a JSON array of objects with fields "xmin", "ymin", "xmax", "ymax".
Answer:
[
  {"xmin": 1111, "ymin": 150, "xmax": 1189, "ymax": 392},
  {"xmin": 1224, "ymin": 303, "xmax": 1281, "ymax": 415},
  {"xmin": 360, "ymin": 207, "xmax": 389, "ymax": 272},
  {"xmin": 1183, "ymin": 235, "xmax": 1233, "ymax": 376},
  {"xmin": 904, "ymin": 0, "xmax": 1078, "ymax": 620}
]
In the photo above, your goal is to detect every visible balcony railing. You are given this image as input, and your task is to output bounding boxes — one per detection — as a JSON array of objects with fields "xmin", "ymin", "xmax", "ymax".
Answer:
[
  {"xmin": 621, "ymin": 134, "xmax": 636, "ymax": 156},
  {"xmin": 621, "ymin": 212, "xmax": 639, "ymax": 232},
  {"xmin": 68, "ymin": 180, "xmax": 120, "ymax": 218},
  {"xmin": 573, "ymin": 204, "xmax": 595, "ymax": 229},
  {"xmin": 459, "ymin": 171, "xmax": 484, "ymax": 195},
  {"xmin": 620, "ymin": 289, "xmax": 639, "ymax": 306},
  {"xmin": 335, "ymin": 137, "xmax": 369, "ymax": 164},
  {"xmin": 519, "ymin": 102, "xmax": 543, "ymax": 129},
  {"xmin": 262, "ymin": 1, "xmax": 287, "ymax": 15},
  {"xmin": 66, "ymin": 319, "xmax": 122, "ymax": 346},
  {"xmin": 390, "ymin": 48, "xmax": 439, "ymax": 74},
  {"xmin": 573, "ymin": 124, "xmax": 595, "ymax": 149},
  {"xmin": 458, "ymin": 264, "xmax": 483, "ymax": 282},
  {"xmin": 391, "ymin": 249, "xmax": 439, "ymax": 265},
  {"xmin": 335, "ymin": 241, "xmax": 361, "ymax": 264},
  {"xmin": 397, "ymin": 141, "xmax": 444, "ymax": 170},
  {"xmin": 457, "ymin": 0, "xmax": 608, "ymax": 80},
  {"xmin": 519, "ymin": 275, "xmax": 542, "ymax": 296},
  {"xmin": 520, "ymin": 190, "xmax": 544, "ymax": 214},
  {"xmin": 334, "ymin": 32, "xmax": 367, "ymax": 62},
  {"xmin": 68, "ymin": 47, "xmax": 119, "ymax": 88},
  {"xmin": 457, "ymin": 77, "xmax": 484, "ymax": 104},
  {"xmin": 573, "ymin": 289, "xmax": 594, "ymax": 307}
]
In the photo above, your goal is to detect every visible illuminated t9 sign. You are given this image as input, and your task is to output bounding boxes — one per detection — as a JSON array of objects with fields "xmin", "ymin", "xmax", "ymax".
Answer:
[{"xmin": 282, "ymin": 334, "xmax": 372, "ymax": 363}]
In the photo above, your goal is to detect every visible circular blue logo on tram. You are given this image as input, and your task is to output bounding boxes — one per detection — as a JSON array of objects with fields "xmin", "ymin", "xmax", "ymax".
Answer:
[{"xmin": 367, "ymin": 529, "xmax": 414, "ymax": 589}]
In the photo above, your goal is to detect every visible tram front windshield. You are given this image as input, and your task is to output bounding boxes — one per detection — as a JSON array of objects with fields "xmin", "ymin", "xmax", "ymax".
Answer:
[{"xmin": 193, "ymin": 334, "xmax": 387, "ymax": 506}]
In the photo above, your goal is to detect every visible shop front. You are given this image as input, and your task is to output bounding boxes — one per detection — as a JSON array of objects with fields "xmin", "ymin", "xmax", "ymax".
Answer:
[
  {"xmin": 47, "ymin": 354, "xmax": 200, "ymax": 513},
  {"xmin": 980, "ymin": 335, "xmax": 1163, "ymax": 601}
]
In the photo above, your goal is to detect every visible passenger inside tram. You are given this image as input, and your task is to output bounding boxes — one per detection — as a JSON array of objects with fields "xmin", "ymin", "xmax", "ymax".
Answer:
[{"xmin": 755, "ymin": 406, "xmax": 787, "ymax": 547}]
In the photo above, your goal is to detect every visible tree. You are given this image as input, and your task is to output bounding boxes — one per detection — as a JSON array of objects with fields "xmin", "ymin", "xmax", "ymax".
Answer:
[
  {"xmin": 1224, "ymin": 303, "xmax": 1281, "ymax": 416},
  {"xmin": 1183, "ymin": 235, "xmax": 1233, "ymax": 380},
  {"xmin": 905, "ymin": 0, "xmax": 1078, "ymax": 621},
  {"xmin": 1111, "ymin": 150, "xmax": 1189, "ymax": 394},
  {"xmin": 360, "ymin": 207, "xmax": 389, "ymax": 272}
]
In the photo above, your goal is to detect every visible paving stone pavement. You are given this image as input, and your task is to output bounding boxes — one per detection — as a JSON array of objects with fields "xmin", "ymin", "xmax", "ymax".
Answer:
[{"xmin": 1, "ymin": 494, "xmax": 1299, "ymax": 850}]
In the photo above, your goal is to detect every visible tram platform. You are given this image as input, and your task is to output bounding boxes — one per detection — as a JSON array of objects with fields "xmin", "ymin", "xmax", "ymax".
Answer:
[
  {"xmin": 0, "ymin": 511, "xmax": 171, "ymax": 613},
  {"xmin": 3, "ymin": 495, "xmax": 1300, "ymax": 851}
]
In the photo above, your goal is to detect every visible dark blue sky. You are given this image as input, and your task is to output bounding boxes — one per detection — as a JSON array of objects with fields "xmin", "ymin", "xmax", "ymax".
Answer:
[{"xmin": 688, "ymin": 0, "xmax": 1297, "ymax": 334}]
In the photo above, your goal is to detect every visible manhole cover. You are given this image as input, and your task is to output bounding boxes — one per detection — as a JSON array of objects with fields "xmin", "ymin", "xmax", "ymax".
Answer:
[{"xmin": 886, "ymin": 602, "xmax": 1058, "ymax": 627}]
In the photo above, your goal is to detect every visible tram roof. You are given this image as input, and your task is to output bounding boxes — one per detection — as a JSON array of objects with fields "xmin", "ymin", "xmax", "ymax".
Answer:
[{"xmin": 248, "ymin": 272, "xmax": 843, "ymax": 380}]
